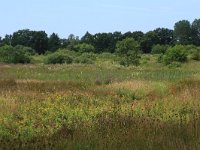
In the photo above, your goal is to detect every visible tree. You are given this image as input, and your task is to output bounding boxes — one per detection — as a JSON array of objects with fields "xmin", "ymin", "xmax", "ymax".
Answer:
[
  {"xmin": 0, "ymin": 37, "xmax": 2, "ymax": 46},
  {"xmin": 48, "ymin": 33, "xmax": 61, "ymax": 52},
  {"xmin": 122, "ymin": 31, "xmax": 133, "ymax": 39},
  {"xmin": 122, "ymin": 31, "xmax": 144, "ymax": 42},
  {"xmin": 81, "ymin": 31, "xmax": 123, "ymax": 53},
  {"xmin": 81, "ymin": 31, "xmax": 94, "ymax": 45},
  {"xmin": 11, "ymin": 29, "xmax": 31, "ymax": 46},
  {"xmin": 30, "ymin": 31, "xmax": 48, "ymax": 54},
  {"xmin": 112, "ymin": 31, "xmax": 123, "ymax": 41},
  {"xmin": 2, "ymin": 34, "xmax": 12, "ymax": 46},
  {"xmin": 132, "ymin": 31, "xmax": 144, "ymax": 42},
  {"xmin": 191, "ymin": 19, "xmax": 200, "ymax": 45},
  {"xmin": 140, "ymin": 31, "xmax": 159, "ymax": 53},
  {"xmin": 92, "ymin": 33, "xmax": 114, "ymax": 53},
  {"xmin": 116, "ymin": 38, "xmax": 140, "ymax": 66},
  {"xmin": 153, "ymin": 28, "xmax": 174, "ymax": 45},
  {"xmin": 66, "ymin": 34, "xmax": 80, "ymax": 50},
  {"xmin": 174, "ymin": 20, "xmax": 192, "ymax": 45},
  {"xmin": 11, "ymin": 29, "xmax": 48, "ymax": 54}
]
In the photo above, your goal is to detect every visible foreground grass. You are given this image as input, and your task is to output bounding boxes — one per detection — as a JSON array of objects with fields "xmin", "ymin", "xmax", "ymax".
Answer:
[{"xmin": 0, "ymin": 61, "xmax": 200, "ymax": 149}]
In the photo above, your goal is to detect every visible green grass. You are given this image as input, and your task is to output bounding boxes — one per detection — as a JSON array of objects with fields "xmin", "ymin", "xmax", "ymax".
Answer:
[{"xmin": 0, "ymin": 57, "xmax": 200, "ymax": 149}]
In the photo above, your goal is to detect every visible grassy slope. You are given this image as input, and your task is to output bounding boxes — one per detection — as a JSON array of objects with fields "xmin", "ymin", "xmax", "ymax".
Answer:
[{"xmin": 0, "ymin": 56, "xmax": 200, "ymax": 149}]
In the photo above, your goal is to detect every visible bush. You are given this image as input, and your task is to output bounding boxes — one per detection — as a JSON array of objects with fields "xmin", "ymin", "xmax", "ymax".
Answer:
[
  {"xmin": 15, "ymin": 45, "xmax": 35, "ymax": 55},
  {"xmin": 157, "ymin": 54, "xmax": 164, "ymax": 63},
  {"xmin": 74, "ymin": 53, "xmax": 96, "ymax": 64},
  {"xmin": 151, "ymin": 44, "xmax": 169, "ymax": 54},
  {"xmin": 168, "ymin": 62, "xmax": 182, "ymax": 68},
  {"xmin": 163, "ymin": 45, "xmax": 188, "ymax": 65},
  {"xmin": 119, "ymin": 52, "xmax": 140, "ymax": 66},
  {"xmin": 184, "ymin": 45, "xmax": 198, "ymax": 51},
  {"xmin": 191, "ymin": 49, "xmax": 200, "ymax": 61},
  {"xmin": 74, "ymin": 43, "xmax": 95, "ymax": 53},
  {"xmin": 171, "ymin": 45, "xmax": 200, "ymax": 61},
  {"xmin": 126, "ymin": 51, "xmax": 140, "ymax": 66},
  {"xmin": 116, "ymin": 38, "xmax": 141, "ymax": 66},
  {"xmin": 98, "ymin": 52, "xmax": 116, "ymax": 59},
  {"xmin": 0, "ymin": 45, "xmax": 33, "ymax": 63},
  {"xmin": 46, "ymin": 52, "xmax": 73, "ymax": 64},
  {"xmin": 119, "ymin": 57, "xmax": 129, "ymax": 66},
  {"xmin": 140, "ymin": 55, "xmax": 151, "ymax": 64}
]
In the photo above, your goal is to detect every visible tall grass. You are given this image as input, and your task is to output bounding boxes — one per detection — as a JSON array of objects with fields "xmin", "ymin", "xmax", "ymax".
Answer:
[{"xmin": 0, "ymin": 62, "xmax": 200, "ymax": 149}]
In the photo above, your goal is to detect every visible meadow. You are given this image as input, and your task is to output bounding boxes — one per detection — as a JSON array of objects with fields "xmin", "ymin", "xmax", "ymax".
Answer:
[{"xmin": 0, "ymin": 55, "xmax": 200, "ymax": 150}]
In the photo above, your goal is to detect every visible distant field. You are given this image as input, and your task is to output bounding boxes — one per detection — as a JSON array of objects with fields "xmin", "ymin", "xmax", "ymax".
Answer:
[{"xmin": 0, "ymin": 59, "xmax": 200, "ymax": 149}]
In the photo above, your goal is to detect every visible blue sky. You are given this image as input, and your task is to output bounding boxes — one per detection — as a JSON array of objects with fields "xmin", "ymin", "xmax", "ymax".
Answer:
[{"xmin": 0, "ymin": 0, "xmax": 199, "ymax": 38}]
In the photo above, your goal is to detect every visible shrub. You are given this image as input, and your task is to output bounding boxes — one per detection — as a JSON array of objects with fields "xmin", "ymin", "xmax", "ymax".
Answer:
[
  {"xmin": 190, "ymin": 47, "xmax": 200, "ymax": 61},
  {"xmin": 184, "ymin": 45, "xmax": 198, "ymax": 51},
  {"xmin": 74, "ymin": 56, "xmax": 93, "ymax": 64},
  {"xmin": 15, "ymin": 45, "xmax": 35, "ymax": 55},
  {"xmin": 74, "ymin": 53, "xmax": 96, "ymax": 64},
  {"xmin": 46, "ymin": 52, "xmax": 73, "ymax": 64},
  {"xmin": 163, "ymin": 45, "xmax": 188, "ymax": 65},
  {"xmin": 119, "ymin": 57, "xmax": 129, "ymax": 66},
  {"xmin": 157, "ymin": 54, "xmax": 164, "ymax": 63},
  {"xmin": 74, "ymin": 43, "xmax": 95, "ymax": 53},
  {"xmin": 0, "ymin": 45, "xmax": 33, "ymax": 63},
  {"xmin": 98, "ymin": 53, "xmax": 115, "ymax": 59},
  {"xmin": 151, "ymin": 44, "xmax": 169, "ymax": 54},
  {"xmin": 126, "ymin": 51, "xmax": 140, "ymax": 66},
  {"xmin": 116, "ymin": 38, "xmax": 141, "ymax": 66},
  {"xmin": 140, "ymin": 55, "xmax": 151, "ymax": 64},
  {"xmin": 119, "ymin": 54, "xmax": 140, "ymax": 66},
  {"xmin": 168, "ymin": 62, "xmax": 182, "ymax": 68}
]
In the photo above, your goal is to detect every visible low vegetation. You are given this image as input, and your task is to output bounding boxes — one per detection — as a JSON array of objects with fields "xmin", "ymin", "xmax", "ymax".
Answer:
[{"xmin": 0, "ymin": 58, "xmax": 200, "ymax": 149}]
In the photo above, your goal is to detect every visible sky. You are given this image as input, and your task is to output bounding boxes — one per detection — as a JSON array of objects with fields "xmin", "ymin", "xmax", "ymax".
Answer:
[{"xmin": 0, "ymin": 0, "xmax": 199, "ymax": 38}]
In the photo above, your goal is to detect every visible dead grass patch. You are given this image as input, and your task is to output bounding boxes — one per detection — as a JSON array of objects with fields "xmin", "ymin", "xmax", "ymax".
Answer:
[{"xmin": 107, "ymin": 80, "xmax": 151, "ymax": 92}]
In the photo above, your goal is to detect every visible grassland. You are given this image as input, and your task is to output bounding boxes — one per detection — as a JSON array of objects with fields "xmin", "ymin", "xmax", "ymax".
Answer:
[{"xmin": 0, "ymin": 56, "xmax": 200, "ymax": 150}]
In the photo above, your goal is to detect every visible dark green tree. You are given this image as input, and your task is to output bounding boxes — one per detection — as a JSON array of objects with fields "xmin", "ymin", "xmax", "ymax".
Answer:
[
  {"xmin": 30, "ymin": 31, "xmax": 48, "ymax": 54},
  {"xmin": 153, "ymin": 28, "xmax": 174, "ymax": 45},
  {"xmin": 11, "ymin": 29, "xmax": 31, "ymax": 46},
  {"xmin": 122, "ymin": 31, "xmax": 133, "ymax": 39},
  {"xmin": 93, "ymin": 33, "xmax": 114, "ymax": 53},
  {"xmin": 2, "ymin": 34, "xmax": 12, "ymax": 46},
  {"xmin": 66, "ymin": 34, "xmax": 80, "ymax": 50},
  {"xmin": 0, "ymin": 37, "xmax": 2, "ymax": 46},
  {"xmin": 140, "ymin": 31, "xmax": 159, "ymax": 53},
  {"xmin": 112, "ymin": 31, "xmax": 123, "ymax": 41},
  {"xmin": 81, "ymin": 31, "xmax": 94, "ymax": 45},
  {"xmin": 191, "ymin": 19, "xmax": 200, "ymax": 45},
  {"xmin": 48, "ymin": 33, "xmax": 61, "ymax": 52},
  {"xmin": 132, "ymin": 31, "xmax": 144, "ymax": 42},
  {"xmin": 122, "ymin": 31, "xmax": 144, "ymax": 43},
  {"xmin": 11, "ymin": 29, "xmax": 48, "ymax": 54},
  {"xmin": 174, "ymin": 20, "xmax": 192, "ymax": 45}
]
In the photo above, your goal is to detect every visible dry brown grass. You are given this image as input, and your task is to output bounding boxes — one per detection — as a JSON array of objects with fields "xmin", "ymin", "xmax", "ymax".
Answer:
[
  {"xmin": 0, "ymin": 97, "xmax": 18, "ymax": 114},
  {"xmin": 170, "ymin": 80, "xmax": 200, "ymax": 101},
  {"xmin": 107, "ymin": 80, "xmax": 151, "ymax": 91}
]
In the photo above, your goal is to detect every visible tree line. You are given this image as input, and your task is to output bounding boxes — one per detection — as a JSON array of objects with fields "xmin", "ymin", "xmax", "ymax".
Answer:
[{"xmin": 0, "ymin": 19, "xmax": 200, "ymax": 54}]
